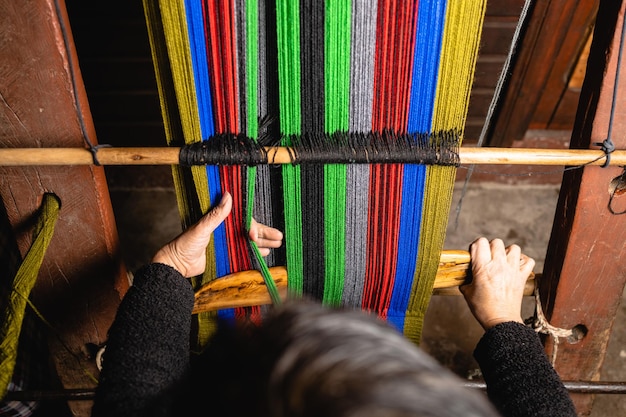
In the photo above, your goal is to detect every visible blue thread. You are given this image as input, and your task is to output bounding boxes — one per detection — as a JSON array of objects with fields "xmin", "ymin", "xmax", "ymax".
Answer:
[
  {"xmin": 185, "ymin": 0, "xmax": 232, "ymax": 319},
  {"xmin": 388, "ymin": 0, "xmax": 447, "ymax": 332}
]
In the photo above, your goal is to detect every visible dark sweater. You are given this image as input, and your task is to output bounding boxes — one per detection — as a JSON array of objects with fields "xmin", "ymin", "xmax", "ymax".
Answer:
[
  {"xmin": 92, "ymin": 263, "xmax": 576, "ymax": 417},
  {"xmin": 92, "ymin": 264, "xmax": 195, "ymax": 417},
  {"xmin": 475, "ymin": 322, "xmax": 577, "ymax": 416}
]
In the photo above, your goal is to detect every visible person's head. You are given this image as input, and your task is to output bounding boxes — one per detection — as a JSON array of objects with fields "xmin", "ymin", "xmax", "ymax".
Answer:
[{"xmin": 185, "ymin": 300, "xmax": 499, "ymax": 417}]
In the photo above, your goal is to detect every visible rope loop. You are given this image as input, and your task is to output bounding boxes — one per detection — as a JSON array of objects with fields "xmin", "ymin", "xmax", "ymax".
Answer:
[
  {"xmin": 594, "ymin": 138, "xmax": 616, "ymax": 168},
  {"xmin": 609, "ymin": 167, "xmax": 626, "ymax": 215},
  {"xmin": 526, "ymin": 285, "xmax": 575, "ymax": 366},
  {"xmin": 88, "ymin": 144, "xmax": 112, "ymax": 166}
]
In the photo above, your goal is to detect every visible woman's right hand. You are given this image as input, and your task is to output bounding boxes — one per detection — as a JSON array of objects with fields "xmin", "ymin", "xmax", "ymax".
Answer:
[{"xmin": 460, "ymin": 237, "xmax": 535, "ymax": 331}]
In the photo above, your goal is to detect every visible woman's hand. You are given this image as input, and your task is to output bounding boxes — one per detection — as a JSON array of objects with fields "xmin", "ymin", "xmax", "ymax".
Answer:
[
  {"xmin": 460, "ymin": 237, "xmax": 535, "ymax": 331},
  {"xmin": 249, "ymin": 218, "xmax": 283, "ymax": 257},
  {"xmin": 152, "ymin": 192, "xmax": 283, "ymax": 278}
]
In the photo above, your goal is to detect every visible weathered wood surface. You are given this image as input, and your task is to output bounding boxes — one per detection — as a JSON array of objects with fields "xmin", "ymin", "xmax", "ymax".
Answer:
[
  {"xmin": 0, "ymin": 1, "xmax": 127, "ymax": 415},
  {"xmin": 487, "ymin": 0, "xmax": 599, "ymax": 147},
  {"xmin": 541, "ymin": 0, "xmax": 626, "ymax": 414}
]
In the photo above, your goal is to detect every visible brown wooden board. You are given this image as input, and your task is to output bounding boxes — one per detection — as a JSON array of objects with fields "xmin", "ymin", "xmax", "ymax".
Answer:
[
  {"xmin": 533, "ymin": 8, "xmax": 597, "ymax": 131},
  {"xmin": 0, "ymin": 0, "xmax": 127, "ymax": 415},
  {"xmin": 487, "ymin": 0, "xmax": 599, "ymax": 147},
  {"xmin": 542, "ymin": 0, "xmax": 626, "ymax": 414}
]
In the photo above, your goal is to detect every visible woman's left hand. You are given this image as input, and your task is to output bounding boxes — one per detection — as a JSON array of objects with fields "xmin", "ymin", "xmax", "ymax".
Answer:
[{"xmin": 152, "ymin": 192, "xmax": 283, "ymax": 278}]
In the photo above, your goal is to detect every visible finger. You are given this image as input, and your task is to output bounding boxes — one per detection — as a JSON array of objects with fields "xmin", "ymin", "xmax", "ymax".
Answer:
[
  {"xmin": 249, "ymin": 219, "xmax": 283, "ymax": 247},
  {"xmin": 254, "ymin": 237, "xmax": 284, "ymax": 249},
  {"xmin": 519, "ymin": 254, "xmax": 536, "ymax": 277},
  {"xmin": 489, "ymin": 238, "xmax": 506, "ymax": 259},
  {"xmin": 459, "ymin": 279, "xmax": 473, "ymax": 295},
  {"xmin": 202, "ymin": 192, "xmax": 233, "ymax": 233},
  {"xmin": 258, "ymin": 225, "xmax": 284, "ymax": 242},
  {"xmin": 470, "ymin": 237, "xmax": 491, "ymax": 266},
  {"xmin": 257, "ymin": 247, "xmax": 271, "ymax": 257},
  {"xmin": 505, "ymin": 244, "xmax": 522, "ymax": 267}
]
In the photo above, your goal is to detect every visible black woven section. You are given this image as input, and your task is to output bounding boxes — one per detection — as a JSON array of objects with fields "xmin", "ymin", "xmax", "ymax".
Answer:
[
  {"xmin": 287, "ymin": 129, "xmax": 460, "ymax": 165},
  {"xmin": 179, "ymin": 134, "xmax": 268, "ymax": 166},
  {"xmin": 179, "ymin": 130, "xmax": 460, "ymax": 167}
]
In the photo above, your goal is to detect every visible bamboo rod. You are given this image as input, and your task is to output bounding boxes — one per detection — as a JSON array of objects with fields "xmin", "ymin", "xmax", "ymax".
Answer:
[
  {"xmin": 0, "ymin": 146, "xmax": 624, "ymax": 166},
  {"xmin": 192, "ymin": 250, "xmax": 536, "ymax": 313}
]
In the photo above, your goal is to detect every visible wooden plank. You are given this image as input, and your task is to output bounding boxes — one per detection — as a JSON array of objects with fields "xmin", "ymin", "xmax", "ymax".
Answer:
[
  {"xmin": 479, "ymin": 17, "xmax": 520, "ymax": 56},
  {"xmin": 547, "ymin": 33, "xmax": 594, "ymax": 129},
  {"xmin": 487, "ymin": 0, "xmax": 599, "ymax": 147},
  {"xmin": 0, "ymin": 1, "xmax": 127, "ymax": 415},
  {"xmin": 541, "ymin": 0, "xmax": 626, "ymax": 414},
  {"xmin": 472, "ymin": 57, "xmax": 509, "ymax": 90},
  {"xmin": 532, "ymin": 2, "xmax": 598, "ymax": 129},
  {"xmin": 485, "ymin": 0, "xmax": 527, "ymax": 17}
]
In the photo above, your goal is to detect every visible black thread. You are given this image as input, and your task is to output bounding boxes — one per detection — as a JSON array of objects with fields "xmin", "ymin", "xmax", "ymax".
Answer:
[
  {"xmin": 178, "ymin": 130, "xmax": 460, "ymax": 166},
  {"xmin": 596, "ymin": 4, "xmax": 626, "ymax": 169},
  {"xmin": 88, "ymin": 144, "xmax": 112, "ymax": 166},
  {"xmin": 54, "ymin": 0, "xmax": 112, "ymax": 167},
  {"xmin": 608, "ymin": 168, "xmax": 626, "ymax": 215},
  {"xmin": 594, "ymin": 138, "xmax": 615, "ymax": 168},
  {"xmin": 179, "ymin": 133, "xmax": 268, "ymax": 166}
]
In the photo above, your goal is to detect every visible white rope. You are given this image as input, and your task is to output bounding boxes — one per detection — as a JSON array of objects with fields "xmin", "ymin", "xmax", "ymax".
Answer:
[{"xmin": 529, "ymin": 285, "xmax": 575, "ymax": 366}]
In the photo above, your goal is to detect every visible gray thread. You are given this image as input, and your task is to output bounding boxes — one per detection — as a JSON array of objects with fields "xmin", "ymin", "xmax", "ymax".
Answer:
[
  {"xmin": 343, "ymin": 0, "xmax": 377, "ymax": 306},
  {"xmin": 253, "ymin": 0, "xmax": 276, "ymax": 266}
]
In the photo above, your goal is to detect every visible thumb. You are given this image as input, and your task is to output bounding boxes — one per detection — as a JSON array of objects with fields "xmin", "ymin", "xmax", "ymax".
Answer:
[
  {"xmin": 519, "ymin": 255, "xmax": 535, "ymax": 279},
  {"xmin": 201, "ymin": 192, "xmax": 233, "ymax": 233}
]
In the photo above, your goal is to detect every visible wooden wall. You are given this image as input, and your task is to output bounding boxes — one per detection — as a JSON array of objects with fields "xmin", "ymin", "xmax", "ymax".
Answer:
[{"xmin": 0, "ymin": 1, "xmax": 127, "ymax": 415}]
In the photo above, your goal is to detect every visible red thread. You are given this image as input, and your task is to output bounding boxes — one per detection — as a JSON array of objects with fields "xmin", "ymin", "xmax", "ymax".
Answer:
[
  {"xmin": 204, "ymin": 0, "xmax": 250, "ymax": 280},
  {"xmin": 364, "ymin": 0, "xmax": 418, "ymax": 318}
]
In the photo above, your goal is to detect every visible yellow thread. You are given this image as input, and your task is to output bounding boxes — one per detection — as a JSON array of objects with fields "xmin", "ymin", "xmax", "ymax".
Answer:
[
  {"xmin": 143, "ymin": 0, "xmax": 216, "ymax": 349},
  {"xmin": 406, "ymin": 0, "xmax": 487, "ymax": 342},
  {"xmin": 0, "ymin": 194, "xmax": 61, "ymax": 398}
]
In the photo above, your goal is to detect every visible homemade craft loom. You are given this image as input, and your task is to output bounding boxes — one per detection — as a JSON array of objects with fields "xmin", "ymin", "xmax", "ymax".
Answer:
[
  {"xmin": 142, "ymin": 0, "xmax": 487, "ymax": 347},
  {"xmin": 2, "ymin": 0, "xmax": 626, "ymax": 415}
]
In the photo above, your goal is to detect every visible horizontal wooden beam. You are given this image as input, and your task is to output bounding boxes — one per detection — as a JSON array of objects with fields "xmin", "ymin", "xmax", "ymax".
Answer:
[
  {"xmin": 193, "ymin": 250, "xmax": 537, "ymax": 313},
  {"xmin": 0, "ymin": 146, "xmax": 623, "ymax": 166}
]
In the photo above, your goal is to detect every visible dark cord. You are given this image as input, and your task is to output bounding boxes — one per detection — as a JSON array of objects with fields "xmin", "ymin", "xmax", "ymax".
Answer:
[
  {"xmin": 608, "ymin": 168, "xmax": 626, "ymax": 215},
  {"xmin": 53, "ymin": 0, "xmax": 110, "ymax": 166}
]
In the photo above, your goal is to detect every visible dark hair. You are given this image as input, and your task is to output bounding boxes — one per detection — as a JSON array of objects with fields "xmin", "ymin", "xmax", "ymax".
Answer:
[{"xmin": 179, "ymin": 301, "xmax": 499, "ymax": 417}]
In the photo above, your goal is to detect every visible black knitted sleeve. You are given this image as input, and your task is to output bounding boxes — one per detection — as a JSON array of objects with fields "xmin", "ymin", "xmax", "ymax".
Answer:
[
  {"xmin": 91, "ymin": 263, "xmax": 195, "ymax": 417},
  {"xmin": 474, "ymin": 321, "xmax": 577, "ymax": 417}
]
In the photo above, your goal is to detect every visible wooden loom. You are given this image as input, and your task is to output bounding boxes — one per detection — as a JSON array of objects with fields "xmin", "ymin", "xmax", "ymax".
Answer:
[
  {"xmin": 1, "ymin": 0, "xmax": 626, "ymax": 416},
  {"xmin": 139, "ymin": 0, "xmax": 493, "ymax": 349}
]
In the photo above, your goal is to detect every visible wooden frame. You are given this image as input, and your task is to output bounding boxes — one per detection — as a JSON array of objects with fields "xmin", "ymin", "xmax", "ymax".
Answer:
[
  {"xmin": 0, "ymin": 1, "xmax": 127, "ymax": 415},
  {"xmin": 2, "ymin": 0, "xmax": 626, "ymax": 416},
  {"xmin": 542, "ymin": 0, "xmax": 626, "ymax": 413},
  {"xmin": 487, "ymin": 0, "xmax": 600, "ymax": 147}
]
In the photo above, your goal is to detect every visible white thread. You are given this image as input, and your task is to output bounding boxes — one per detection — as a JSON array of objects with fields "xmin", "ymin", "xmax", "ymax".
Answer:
[{"xmin": 529, "ymin": 286, "xmax": 574, "ymax": 366}]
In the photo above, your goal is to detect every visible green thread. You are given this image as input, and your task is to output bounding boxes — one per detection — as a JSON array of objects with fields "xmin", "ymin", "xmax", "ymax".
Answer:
[
  {"xmin": 0, "ymin": 193, "xmax": 61, "ymax": 399},
  {"xmin": 277, "ymin": 1, "xmax": 304, "ymax": 296},
  {"xmin": 322, "ymin": 0, "xmax": 351, "ymax": 305}
]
